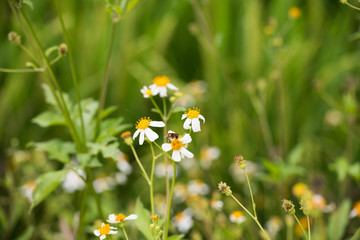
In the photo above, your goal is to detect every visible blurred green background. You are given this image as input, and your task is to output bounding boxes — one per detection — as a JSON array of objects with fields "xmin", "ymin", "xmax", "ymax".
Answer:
[{"xmin": 1, "ymin": 0, "xmax": 360, "ymax": 239}]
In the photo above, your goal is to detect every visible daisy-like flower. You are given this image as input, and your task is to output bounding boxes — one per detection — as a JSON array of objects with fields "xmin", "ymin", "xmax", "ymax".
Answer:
[
  {"xmin": 133, "ymin": 117, "xmax": 165, "ymax": 145},
  {"xmin": 230, "ymin": 211, "xmax": 246, "ymax": 224},
  {"xmin": 174, "ymin": 209, "xmax": 194, "ymax": 233},
  {"xmin": 140, "ymin": 86, "xmax": 153, "ymax": 98},
  {"xmin": 62, "ymin": 169, "xmax": 86, "ymax": 193},
  {"xmin": 149, "ymin": 75, "xmax": 178, "ymax": 97},
  {"xmin": 162, "ymin": 132, "xmax": 194, "ymax": 162},
  {"xmin": 350, "ymin": 201, "xmax": 360, "ymax": 218},
  {"xmin": 94, "ymin": 223, "xmax": 117, "ymax": 240},
  {"xmin": 107, "ymin": 213, "xmax": 138, "ymax": 224},
  {"xmin": 182, "ymin": 107, "xmax": 205, "ymax": 132},
  {"xmin": 187, "ymin": 179, "xmax": 210, "ymax": 196}
]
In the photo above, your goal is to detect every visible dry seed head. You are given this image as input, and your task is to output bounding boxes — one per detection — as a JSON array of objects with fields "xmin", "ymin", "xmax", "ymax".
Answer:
[
  {"xmin": 282, "ymin": 199, "xmax": 295, "ymax": 214},
  {"xmin": 8, "ymin": 32, "xmax": 21, "ymax": 44},
  {"xmin": 218, "ymin": 181, "xmax": 232, "ymax": 196},
  {"xmin": 234, "ymin": 155, "xmax": 246, "ymax": 169},
  {"xmin": 300, "ymin": 192, "xmax": 312, "ymax": 215}
]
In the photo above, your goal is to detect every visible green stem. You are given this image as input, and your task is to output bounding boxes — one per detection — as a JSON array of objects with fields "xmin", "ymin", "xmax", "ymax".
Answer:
[
  {"xmin": 344, "ymin": 1, "xmax": 360, "ymax": 10},
  {"xmin": 54, "ymin": 0, "xmax": 87, "ymax": 147},
  {"xmin": 244, "ymin": 170, "xmax": 257, "ymax": 218},
  {"xmin": 162, "ymin": 98, "xmax": 167, "ymax": 117},
  {"xmin": 165, "ymin": 101, "xmax": 176, "ymax": 120},
  {"xmin": 307, "ymin": 215, "xmax": 311, "ymax": 240},
  {"xmin": 86, "ymin": 168, "xmax": 105, "ymax": 221},
  {"xmin": 150, "ymin": 96, "xmax": 164, "ymax": 119},
  {"xmin": 0, "ymin": 67, "xmax": 44, "ymax": 73},
  {"xmin": 130, "ymin": 145, "xmax": 151, "ymax": 184},
  {"xmin": 164, "ymin": 161, "xmax": 176, "ymax": 240},
  {"xmin": 230, "ymin": 195, "xmax": 270, "ymax": 240},
  {"xmin": 122, "ymin": 227, "xmax": 129, "ymax": 240},
  {"xmin": 152, "ymin": 141, "xmax": 174, "ymax": 161},
  {"xmin": 95, "ymin": 20, "xmax": 118, "ymax": 139},
  {"xmin": 20, "ymin": 44, "xmax": 40, "ymax": 64},
  {"xmin": 17, "ymin": 5, "xmax": 83, "ymax": 151},
  {"xmin": 49, "ymin": 54, "xmax": 62, "ymax": 65},
  {"xmin": 293, "ymin": 214, "xmax": 309, "ymax": 240},
  {"xmin": 76, "ymin": 184, "xmax": 88, "ymax": 240},
  {"xmin": 149, "ymin": 142, "xmax": 156, "ymax": 216}
]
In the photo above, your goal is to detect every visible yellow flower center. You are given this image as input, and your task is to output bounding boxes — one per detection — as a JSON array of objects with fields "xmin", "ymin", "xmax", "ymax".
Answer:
[
  {"xmin": 153, "ymin": 76, "xmax": 170, "ymax": 87},
  {"xmin": 354, "ymin": 202, "xmax": 360, "ymax": 217},
  {"xmin": 115, "ymin": 213, "xmax": 126, "ymax": 222},
  {"xmin": 99, "ymin": 224, "xmax": 111, "ymax": 235},
  {"xmin": 145, "ymin": 89, "xmax": 152, "ymax": 95},
  {"xmin": 136, "ymin": 117, "xmax": 151, "ymax": 130},
  {"xmin": 231, "ymin": 211, "xmax": 243, "ymax": 219},
  {"xmin": 186, "ymin": 108, "xmax": 200, "ymax": 119},
  {"xmin": 171, "ymin": 139, "xmax": 183, "ymax": 151}
]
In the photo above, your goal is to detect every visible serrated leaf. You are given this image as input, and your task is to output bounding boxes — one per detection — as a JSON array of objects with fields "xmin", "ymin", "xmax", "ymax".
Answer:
[
  {"xmin": 41, "ymin": 83, "xmax": 73, "ymax": 112},
  {"xmin": 168, "ymin": 235, "xmax": 185, "ymax": 240},
  {"xmin": 135, "ymin": 198, "xmax": 152, "ymax": 240},
  {"xmin": 23, "ymin": 0, "xmax": 33, "ymax": 10},
  {"xmin": 98, "ymin": 118, "xmax": 130, "ymax": 141},
  {"xmin": 31, "ymin": 169, "xmax": 70, "ymax": 211},
  {"xmin": 327, "ymin": 199, "xmax": 351, "ymax": 240},
  {"xmin": 32, "ymin": 111, "xmax": 66, "ymax": 128},
  {"xmin": 31, "ymin": 139, "xmax": 76, "ymax": 164},
  {"xmin": 45, "ymin": 46, "xmax": 59, "ymax": 57},
  {"xmin": 88, "ymin": 141, "xmax": 119, "ymax": 161}
]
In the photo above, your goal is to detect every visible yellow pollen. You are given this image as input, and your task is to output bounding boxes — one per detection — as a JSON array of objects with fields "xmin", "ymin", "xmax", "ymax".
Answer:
[
  {"xmin": 231, "ymin": 211, "xmax": 243, "ymax": 219},
  {"xmin": 136, "ymin": 117, "xmax": 151, "ymax": 130},
  {"xmin": 115, "ymin": 213, "xmax": 126, "ymax": 222},
  {"xmin": 171, "ymin": 139, "xmax": 183, "ymax": 151},
  {"xmin": 186, "ymin": 107, "xmax": 200, "ymax": 119},
  {"xmin": 145, "ymin": 89, "xmax": 152, "ymax": 95},
  {"xmin": 99, "ymin": 224, "xmax": 111, "ymax": 235},
  {"xmin": 153, "ymin": 76, "xmax": 170, "ymax": 87}
]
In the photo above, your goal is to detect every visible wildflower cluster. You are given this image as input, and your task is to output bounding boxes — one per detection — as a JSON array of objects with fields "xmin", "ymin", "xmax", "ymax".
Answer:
[{"xmin": 94, "ymin": 213, "xmax": 137, "ymax": 239}]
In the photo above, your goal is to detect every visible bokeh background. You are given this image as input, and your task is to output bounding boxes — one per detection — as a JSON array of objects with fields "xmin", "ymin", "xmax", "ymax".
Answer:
[{"xmin": 1, "ymin": 0, "xmax": 360, "ymax": 239}]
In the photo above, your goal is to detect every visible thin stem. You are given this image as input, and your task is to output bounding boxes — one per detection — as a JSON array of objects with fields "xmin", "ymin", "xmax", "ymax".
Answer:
[
  {"xmin": 130, "ymin": 145, "xmax": 151, "ymax": 184},
  {"xmin": 162, "ymin": 98, "xmax": 167, "ymax": 117},
  {"xmin": 149, "ymin": 142, "xmax": 156, "ymax": 216},
  {"xmin": 244, "ymin": 170, "xmax": 257, "ymax": 219},
  {"xmin": 0, "ymin": 67, "xmax": 44, "ymax": 73},
  {"xmin": 293, "ymin": 214, "xmax": 309, "ymax": 240},
  {"xmin": 49, "ymin": 54, "xmax": 62, "ymax": 65},
  {"xmin": 230, "ymin": 195, "xmax": 270, "ymax": 240},
  {"xmin": 152, "ymin": 141, "xmax": 174, "ymax": 161},
  {"xmin": 19, "ymin": 44, "xmax": 40, "ymax": 64},
  {"xmin": 164, "ymin": 161, "xmax": 176, "ymax": 240},
  {"xmin": 76, "ymin": 184, "xmax": 88, "ymax": 240},
  {"xmin": 85, "ymin": 168, "xmax": 105, "ymax": 221},
  {"xmin": 307, "ymin": 215, "xmax": 311, "ymax": 240},
  {"xmin": 54, "ymin": 0, "xmax": 87, "ymax": 146},
  {"xmin": 95, "ymin": 21, "xmax": 118, "ymax": 139},
  {"xmin": 150, "ymin": 96, "xmax": 164, "ymax": 119},
  {"xmin": 122, "ymin": 227, "xmax": 129, "ymax": 240},
  {"xmin": 165, "ymin": 101, "xmax": 176, "ymax": 120},
  {"xmin": 344, "ymin": 1, "xmax": 360, "ymax": 10}
]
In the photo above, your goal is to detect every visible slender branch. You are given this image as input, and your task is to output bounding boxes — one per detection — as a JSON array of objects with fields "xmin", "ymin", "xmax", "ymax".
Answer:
[
  {"xmin": 164, "ymin": 161, "xmax": 176, "ymax": 240},
  {"xmin": 76, "ymin": 184, "xmax": 88, "ymax": 240},
  {"xmin": 150, "ymin": 96, "xmax": 164, "ymax": 119},
  {"xmin": 307, "ymin": 215, "xmax": 311, "ymax": 240},
  {"xmin": 0, "ymin": 67, "xmax": 44, "ymax": 73},
  {"xmin": 20, "ymin": 44, "xmax": 40, "ymax": 64},
  {"xmin": 244, "ymin": 170, "xmax": 257, "ymax": 218},
  {"xmin": 149, "ymin": 142, "xmax": 156, "ymax": 216},
  {"xmin": 86, "ymin": 168, "xmax": 105, "ymax": 221},
  {"xmin": 293, "ymin": 214, "xmax": 309, "ymax": 240},
  {"xmin": 130, "ymin": 145, "xmax": 151, "ymax": 184},
  {"xmin": 122, "ymin": 227, "xmax": 129, "ymax": 240}
]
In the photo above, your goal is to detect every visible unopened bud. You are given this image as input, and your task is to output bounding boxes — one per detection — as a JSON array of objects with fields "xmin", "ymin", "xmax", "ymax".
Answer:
[
  {"xmin": 218, "ymin": 181, "xmax": 232, "ymax": 196},
  {"xmin": 151, "ymin": 214, "xmax": 159, "ymax": 223},
  {"xmin": 58, "ymin": 43, "xmax": 68, "ymax": 55},
  {"xmin": 234, "ymin": 155, "xmax": 246, "ymax": 169},
  {"xmin": 121, "ymin": 131, "xmax": 133, "ymax": 146},
  {"xmin": 150, "ymin": 223, "xmax": 155, "ymax": 229},
  {"xmin": 282, "ymin": 199, "xmax": 295, "ymax": 214},
  {"xmin": 8, "ymin": 32, "xmax": 21, "ymax": 44},
  {"xmin": 170, "ymin": 96, "xmax": 176, "ymax": 103}
]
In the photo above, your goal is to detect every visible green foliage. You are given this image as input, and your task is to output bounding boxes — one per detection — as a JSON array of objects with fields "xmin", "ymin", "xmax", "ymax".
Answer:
[
  {"xmin": 327, "ymin": 199, "xmax": 351, "ymax": 240},
  {"xmin": 29, "ymin": 139, "xmax": 76, "ymax": 164},
  {"xmin": 22, "ymin": 0, "xmax": 33, "ymax": 10},
  {"xmin": 167, "ymin": 235, "xmax": 184, "ymax": 240},
  {"xmin": 135, "ymin": 198, "xmax": 152, "ymax": 240}
]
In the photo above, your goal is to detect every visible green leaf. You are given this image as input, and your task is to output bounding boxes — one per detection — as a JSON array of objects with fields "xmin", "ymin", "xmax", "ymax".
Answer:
[
  {"xmin": 15, "ymin": 226, "xmax": 34, "ymax": 240},
  {"xmin": 31, "ymin": 169, "xmax": 70, "ymax": 211},
  {"xmin": 327, "ymin": 199, "xmax": 351, "ymax": 240},
  {"xmin": 41, "ymin": 83, "xmax": 73, "ymax": 111},
  {"xmin": 0, "ymin": 207, "xmax": 7, "ymax": 230},
  {"xmin": 32, "ymin": 111, "xmax": 66, "ymax": 128},
  {"xmin": 23, "ymin": 0, "xmax": 33, "ymax": 10},
  {"xmin": 168, "ymin": 235, "xmax": 185, "ymax": 240},
  {"xmin": 45, "ymin": 46, "xmax": 59, "ymax": 57},
  {"xmin": 151, "ymin": 108, "xmax": 162, "ymax": 115},
  {"xmin": 348, "ymin": 162, "xmax": 360, "ymax": 180},
  {"xmin": 98, "ymin": 118, "xmax": 130, "ymax": 141},
  {"xmin": 78, "ymin": 153, "xmax": 102, "ymax": 168},
  {"xmin": 126, "ymin": 0, "xmax": 141, "ymax": 12},
  {"xmin": 135, "ymin": 198, "xmax": 152, "ymax": 240},
  {"xmin": 172, "ymin": 107, "xmax": 187, "ymax": 114},
  {"xmin": 30, "ymin": 139, "xmax": 76, "ymax": 164},
  {"xmin": 88, "ymin": 140, "xmax": 119, "ymax": 161},
  {"xmin": 350, "ymin": 228, "xmax": 360, "ymax": 240},
  {"xmin": 101, "ymin": 106, "xmax": 118, "ymax": 119},
  {"xmin": 329, "ymin": 157, "xmax": 349, "ymax": 182}
]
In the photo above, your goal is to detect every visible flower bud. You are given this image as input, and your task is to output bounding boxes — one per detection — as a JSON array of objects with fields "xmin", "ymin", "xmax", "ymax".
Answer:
[
  {"xmin": 8, "ymin": 32, "xmax": 21, "ymax": 44},
  {"xmin": 58, "ymin": 43, "xmax": 68, "ymax": 55},
  {"xmin": 234, "ymin": 155, "xmax": 246, "ymax": 169},
  {"xmin": 218, "ymin": 181, "xmax": 232, "ymax": 196},
  {"xmin": 151, "ymin": 214, "xmax": 159, "ymax": 223},
  {"xmin": 282, "ymin": 199, "xmax": 295, "ymax": 214},
  {"xmin": 300, "ymin": 192, "xmax": 312, "ymax": 216},
  {"xmin": 121, "ymin": 131, "xmax": 133, "ymax": 146}
]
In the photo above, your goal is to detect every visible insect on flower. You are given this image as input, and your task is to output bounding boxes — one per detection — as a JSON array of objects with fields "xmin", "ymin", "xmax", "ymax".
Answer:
[{"xmin": 166, "ymin": 131, "xmax": 179, "ymax": 140}]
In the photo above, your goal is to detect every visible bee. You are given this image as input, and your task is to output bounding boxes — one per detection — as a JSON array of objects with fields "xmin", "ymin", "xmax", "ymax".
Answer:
[{"xmin": 166, "ymin": 132, "xmax": 179, "ymax": 140}]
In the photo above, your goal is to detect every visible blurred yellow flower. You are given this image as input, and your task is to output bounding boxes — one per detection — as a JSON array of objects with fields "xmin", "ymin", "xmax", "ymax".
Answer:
[
  {"xmin": 230, "ymin": 211, "xmax": 246, "ymax": 224},
  {"xmin": 292, "ymin": 183, "xmax": 309, "ymax": 198},
  {"xmin": 289, "ymin": 7, "xmax": 302, "ymax": 19}
]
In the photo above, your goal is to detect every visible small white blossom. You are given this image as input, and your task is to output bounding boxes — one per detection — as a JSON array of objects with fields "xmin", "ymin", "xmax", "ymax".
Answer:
[
  {"xmin": 181, "ymin": 107, "xmax": 205, "ymax": 132},
  {"xmin": 94, "ymin": 223, "xmax": 117, "ymax": 240},
  {"xmin": 149, "ymin": 75, "xmax": 178, "ymax": 97},
  {"xmin": 162, "ymin": 132, "xmax": 194, "ymax": 162},
  {"xmin": 140, "ymin": 86, "xmax": 153, "ymax": 98},
  {"xmin": 107, "ymin": 213, "xmax": 138, "ymax": 224},
  {"xmin": 133, "ymin": 117, "xmax": 165, "ymax": 145}
]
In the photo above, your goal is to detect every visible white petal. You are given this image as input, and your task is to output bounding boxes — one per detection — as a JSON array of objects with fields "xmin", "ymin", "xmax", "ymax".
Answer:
[
  {"xmin": 168, "ymin": 130, "xmax": 175, "ymax": 134},
  {"xmin": 133, "ymin": 129, "xmax": 140, "ymax": 139},
  {"xmin": 172, "ymin": 150, "xmax": 181, "ymax": 162},
  {"xmin": 149, "ymin": 84, "xmax": 156, "ymax": 89},
  {"xmin": 145, "ymin": 128, "xmax": 159, "ymax": 142},
  {"xmin": 159, "ymin": 87, "xmax": 167, "ymax": 97},
  {"xmin": 125, "ymin": 214, "xmax": 138, "ymax": 221},
  {"xmin": 100, "ymin": 235, "xmax": 106, "ymax": 240},
  {"xmin": 94, "ymin": 230, "xmax": 100, "ymax": 236},
  {"xmin": 199, "ymin": 114, "xmax": 205, "ymax": 123},
  {"xmin": 109, "ymin": 230, "xmax": 118, "ymax": 234},
  {"xmin": 183, "ymin": 118, "xmax": 191, "ymax": 130},
  {"xmin": 140, "ymin": 86, "xmax": 147, "ymax": 94},
  {"xmin": 180, "ymin": 147, "xmax": 194, "ymax": 159},
  {"xmin": 150, "ymin": 85, "xmax": 160, "ymax": 95},
  {"xmin": 107, "ymin": 214, "xmax": 117, "ymax": 222},
  {"xmin": 149, "ymin": 121, "xmax": 165, "ymax": 127},
  {"xmin": 179, "ymin": 134, "xmax": 192, "ymax": 144},
  {"xmin": 139, "ymin": 131, "xmax": 145, "ymax": 145},
  {"xmin": 144, "ymin": 95, "xmax": 150, "ymax": 98},
  {"xmin": 167, "ymin": 83, "xmax": 178, "ymax": 90},
  {"xmin": 162, "ymin": 143, "xmax": 172, "ymax": 152},
  {"xmin": 181, "ymin": 114, "xmax": 187, "ymax": 120},
  {"xmin": 191, "ymin": 118, "xmax": 201, "ymax": 132}
]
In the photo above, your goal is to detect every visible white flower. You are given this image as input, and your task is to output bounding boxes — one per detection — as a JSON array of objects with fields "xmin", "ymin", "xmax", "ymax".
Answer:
[
  {"xmin": 94, "ymin": 223, "xmax": 117, "ymax": 240},
  {"xmin": 20, "ymin": 180, "xmax": 37, "ymax": 201},
  {"xmin": 181, "ymin": 107, "xmax": 205, "ymax": 132},
  {"xmin": 116, "ymin": 151, "xmax": 132, "ymax": 175},
  {"xmin": 114, "ymin": 172, "xmax": 127, "ymax": 185},
  {"xmin": 107, "ymin": 213, "xmax": 138, "ymax": 224},
  {"xmin": 93, "ymin": 176, "xmax": 115, "ymax": 193},
  {"xmin": 62, "ymin": 169, "xmax": 86, "ymax": 193},
  {"xmin": 174, "ymin": 209, "xmax": 194, "ymax": 233},
  {"xmin": 230, "ymin": 211, "xmax": 246, "ymax": 224},
  {"xmin": 155, "ymin": 161, "xmax": 178, "ymax": 178},
  {"xmin": 350, "ymin": 201, "xmax": 360, "ymax": 218},
  {"xmin": 149, "ymin": 75, "xmax": 178, "ymax": 97},
  {"xmin": 162, "ymin": 132, "xmax": 194, "ymax": 162},
  {"xmin": 187, "ymin": 179, "xmax": 210, "ymax": 196},
  {"xmin": 140, "ymin": 86, "xmax": 153, "ymax": 98},
  {"xmin": 200, "ymin": 146, "xmax": 221, "ymax": 169},
  {"xmin": 210, "ymin": 199, "xmax": 223, "ymax": 211},
  {"xmin": 133, "ymin": 117, "xmax": 165, "ymax": 145}
]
